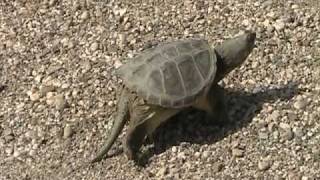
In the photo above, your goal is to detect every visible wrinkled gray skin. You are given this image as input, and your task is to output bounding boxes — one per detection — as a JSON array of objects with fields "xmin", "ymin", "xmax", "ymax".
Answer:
[{"xmin": 91, "ymin": 31, "xmax": 256, "ymax": 164}]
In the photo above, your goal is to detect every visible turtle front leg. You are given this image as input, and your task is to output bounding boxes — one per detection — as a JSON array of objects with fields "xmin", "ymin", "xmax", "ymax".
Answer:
[{"xmin": 206, "ymin": 84, "xmax": 230, "ymax": 125}]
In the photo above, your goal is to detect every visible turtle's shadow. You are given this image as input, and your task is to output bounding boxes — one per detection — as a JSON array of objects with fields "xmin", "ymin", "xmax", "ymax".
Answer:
[{"xmin": 141, "ymin": 82, "xmax": 301, "ymax": 164}]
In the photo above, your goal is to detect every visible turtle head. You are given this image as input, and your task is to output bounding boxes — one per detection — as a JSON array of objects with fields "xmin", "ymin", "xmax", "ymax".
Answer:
[{"xmin": 214, "ymin": 31, "xmax": 256, "ymax": 81}]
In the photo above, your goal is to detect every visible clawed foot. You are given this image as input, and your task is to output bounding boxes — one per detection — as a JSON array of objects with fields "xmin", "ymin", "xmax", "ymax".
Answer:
[{"xmin": 124, "ymin": 147, "xmax": 148, "ymax": 166}]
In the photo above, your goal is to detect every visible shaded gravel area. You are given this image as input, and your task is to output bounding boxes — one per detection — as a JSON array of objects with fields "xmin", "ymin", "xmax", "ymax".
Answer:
[{"xmin": 0, "ymin": 0, "xmax": 320, "ymax": 179}]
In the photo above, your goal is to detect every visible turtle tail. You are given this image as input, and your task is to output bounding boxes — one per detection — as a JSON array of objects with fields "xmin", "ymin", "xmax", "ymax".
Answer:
[{"xmin": 90, "ymin": 88, "xmax": 130, "ymax": 163}]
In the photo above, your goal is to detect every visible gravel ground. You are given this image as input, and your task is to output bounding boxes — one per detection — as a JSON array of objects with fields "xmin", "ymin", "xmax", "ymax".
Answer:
[{"xmin": 0, "ymin": 0, "xmax": 320, "ymax": 179}]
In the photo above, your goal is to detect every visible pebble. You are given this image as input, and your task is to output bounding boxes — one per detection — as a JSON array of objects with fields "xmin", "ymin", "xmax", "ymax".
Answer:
[
  {"xmin": 156, "ymin": 167, "xmax": 168, "ymax": 177},
  {"xmin": 212, "ymin": 162, "xmax": 224, "ymax": 172},
  {"xmin": 34, "ymin": 75, "xmax": 42, "ymax": 83},
  {"xmin": 63, "ymin": 124, "xmax": 73, "ymax": 139},
  {"xmin": 279, "ymin": 123, "xmax": 293, "ymax": 140},
  {"xmin": 46, "ymin": 92, "xmax": 56, "ymax": 105},
  {"xmin": 202, "ymin": 150, "xmax": 210, "ymax": 159},
  {"xmin": 293, "ymin": 97, "xmax": 309, "ymax": 109},
  {"xmin": 107, "ymin": 101, "xmax": 114, "ymax": 107},
  {"xmin": 118, "ymin": 34, "xmax": 127, "ymax": 49},
  {"xmin": 281, "ymin": 129, "xmax": 294, "ymax": 141},
  {"xmin": 279, "ymin": 122, "xmax": 291, "ymax": 130},
  {"xmin": 268, "ymin": 122, "xmax": 277, "ymax": 132},
  {"xmin": 5, "ymin": 146, "xmax": 13, "ymax": 155},
  {"xmin": 171, "ymin": 146, "xmax": 178, "ymax": 153},
  {"xmin": 232, "ymin": 148, "xmax": 244, "ymax": 157},
  {"xmin": 82, "ymin": 61, "xmax": 92, "ymax": 73},
  {"xmin": 80, "ymin": 11, "xmax": 89, "ymax": 20},
  {"xmin": 13, "ymin": 149, "xmax": 21, "ymax": 157},
  {"xmin": 90, "ymin": 42, "xmax": 99, "ymax": 51},
  {"xmin": 292, "ymin": 127, "xmax": 304, "ymax": 138},
  {"xmin": 274, "ymin": 19, "xmax": 285, "ymax": 31},
  {"xmin": 258, "ymin": 158, "xmax": 272, "ymax": 171},
  {"xmin": 28, "ymin": 90, "xmax": 41, "ymax": 101},
  {"xmin": 272, "ymin": 131, "xmax": 280, "ymax": 140},
  {"xmin": 114, "ymin": 60, "xmax": 123, "ymax": 69},
  {"xmin": 177, "ymin": 152, "xmax": 186, "ymax": 160},
  {"xmin": 258, "ymin": 131, "xmax": 269, "ymax": 140},
  {"xmin": 54, "ymin": 94, "xmax": 67, "ymax": 110},
  {"xmin": 48, "ymin": 0, "xmax": 57, "ymax": 6},
  {"xmin": 270, "ymin": 110, "xmax": 280, "ymax": 121},
  {"xmin": 118, "ymin": 8, "xmax": 127, "ymax": 18},
  {"xmin": 288, "ymin": 171, "xmax": 301, "ymax": 180},
  {"xmin": 39, "ymin": 85, "xmax": 55, "ymax": 96},
  {"xmin": 251, "ymin": 61, "xmax": 259, "ymax": 69},
  {"xmin": 194, "ymin": 151, "xmax": 201, "ymax": 158}
]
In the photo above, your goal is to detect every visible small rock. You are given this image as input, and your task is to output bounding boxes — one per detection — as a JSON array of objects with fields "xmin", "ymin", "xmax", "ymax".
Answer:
[
  {"xmin": 242, "ymin": 19, "xmax": 250, "ymax": 27},
  {"xmin": 54, "ymin": 94, "xmax": 67, "ymax": 110},
  {"xmin": 61, "ymin": 83, "xmax": 70, "ymax": 89},
  {"xmin": 256, "ymin": 120, "xmax": 268, "ymax": 128},
  {"xmin": 258, "ymin": 131, "xmax": 269, "ymax": 140},
  {"xmin": 82, "ymin": 60, "xmax": 92, "ymax": 73},
  {"xmin": 270, "ymin": 110, "xmax": 280, "ymax": 121},
  {"xmin": 46, "ymin": 92, "xmax": 56, "ymax": 105},
  {"xmin": 156, "ymin": 167, "xmax": 168, "ymax": 177},
  {"xmin": 13, "ymin": 149, "xmax": 21, "ymax": 157},
  {"xmin": 293, "ymin": 97, "xmax": 309, "ymax": 109},
  {"xmin": 63, "ymin": 124, "xmax": 73, "ymax": 139},
  {"xmin": 279, "ymin": 123, "xmax": 293, "ymax": 140},
  {"xmin": 114, "ymin": 60, "xmax": 123, "ymax": 69},
  {"xmin": 34, "ymin": 75, "xmax": 42, "ymax": 83},
  {"xmin": 118, "ymin": 8, "xmax": 127, "ymax": 18},
  {"xmin": 258, "ymin": 158, "xmax": 272, "ymax": 171},
  {"xmin": 279, "ymin": 122, "xmax": 291, "ymax": 130},
  {"xmin": 213, "ymin": 162, "xmax": 224, "ymax": 172},
  {"xmin": 118, "ymin": 34, "xmax": 127, "ymax": 49},
  {"xmin": 232, "ymin": 148, "xmax": 244, "ymax": 157},
  {"xmin": 49, "ymin": 0, "xmax": 57, "ymax": 6},
  {"xmin": 171, "ymin": 146, "xmax": 178, "ymax": 153},
  {"xmin": 202, "ymin": 150, "xmax": 210, "ymax": 159},
  {"xmin": 39, "ymin": 85, "xmax": 55, "ymax": 96},
  {"xmin": 267, "ymin": 11, "xmax": 276, "ymax": 19},
  {"xmin": 80, "ymin": 11, "xmax": 89, "ymax": 20},
  {"xmin": 281, "ymin": 129, "xmax": 294, "ymax": 141},
  {"xmin": 287, "ymin": 112, "xmax": 297, "ymax": 121},
  {"xmin": 274, "ymin": 20, "xmax": 285, "ymax": 31},
  {"xmin": 292, "ymin": 127, "xmax": 304, "ymax": 138},
  {"xmin": 5, "ymin": 146, "xmax": 13, "ymax": 155},
  {"xmin": 194, "ymin": 151, "xmax": 201, "ymax": 158},
  {"xmin": 268, "ymin": 122, "xmax": 277, "ymax": 132},
  {"xmin": 3, "ymin": 129, "xmax": 14, "ymax": 142},
  {"xmin": 288, "ymin": 171, "xmax": 302, "ymax": 180},
  {"xmin": 177, "ymin": 152, "xmax": 186, "ymax": 160},
  {"xmin": 90, "ymin": 42, "xmax": 99, "ymax": 51},
  {"xmin": 272, "ymin": 130, "xmax": 280, "ymax": 140},
  {"xmin": 107, "ymin": 101, "xmax": 114, "ymax": 107},
  {"xmin": 251, "ymin": 61, "xmax": 259, "ymax": 69},
  {"xmin": 28, "ymin": 90, "xmax": 41, "ymax": 101}
]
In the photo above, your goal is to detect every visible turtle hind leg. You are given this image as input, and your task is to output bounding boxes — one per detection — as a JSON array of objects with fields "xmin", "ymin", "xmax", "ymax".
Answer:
[{"xmin": 124, "ymin": 104, "xmax": 179, "ymax": 165}]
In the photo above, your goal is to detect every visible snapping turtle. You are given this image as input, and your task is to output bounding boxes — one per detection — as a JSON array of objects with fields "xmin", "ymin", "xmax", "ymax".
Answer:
[{"xmin": 91, "ymin": 31, "xmax": 256, "ymax": 163}]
